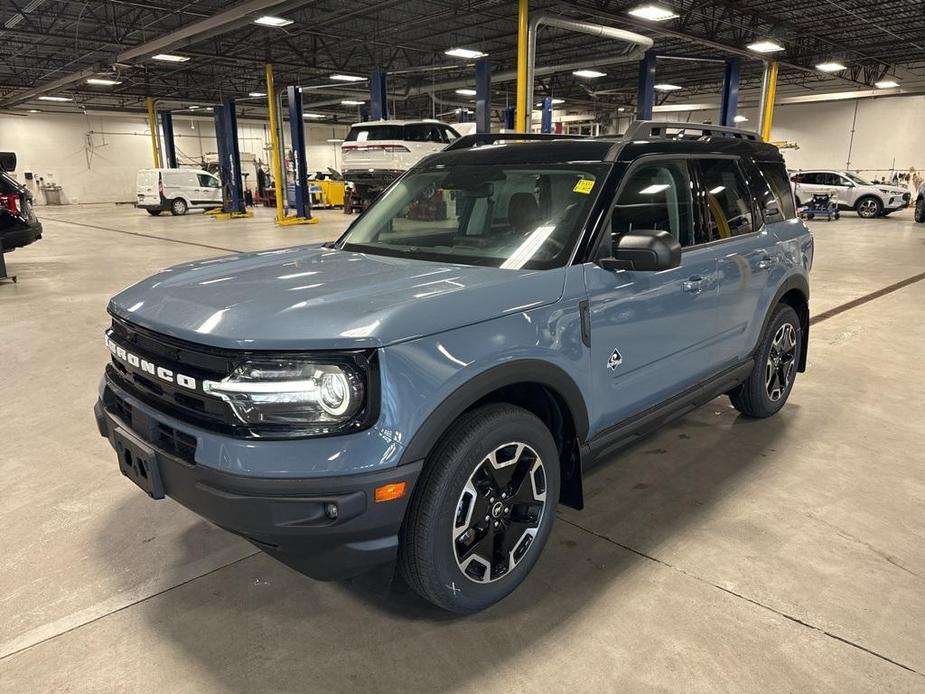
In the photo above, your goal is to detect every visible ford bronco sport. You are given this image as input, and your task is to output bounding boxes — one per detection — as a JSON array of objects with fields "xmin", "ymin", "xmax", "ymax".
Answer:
[{"xmin": 95, "ymin": 121, "xmax": 812, "ymax": 613}]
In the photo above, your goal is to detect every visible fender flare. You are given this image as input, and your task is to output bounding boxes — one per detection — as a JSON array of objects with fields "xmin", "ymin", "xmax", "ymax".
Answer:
[
  {"xmin": 399, "ymin": 359, "xmax": 589, "ymax": 465},
  {"xmin": 758, "ymin": 273, "xmax": 810, "ymax": 371}
]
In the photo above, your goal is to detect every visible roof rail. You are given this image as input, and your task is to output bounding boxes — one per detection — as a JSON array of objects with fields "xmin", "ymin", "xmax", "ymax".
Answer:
[
  {"xmin": 444, "ymin": 132, "xmax": 585, "ymax": 151},
  {"xmin": 623, "ymin": 120, "xmax": 760, "ymax": 141}
]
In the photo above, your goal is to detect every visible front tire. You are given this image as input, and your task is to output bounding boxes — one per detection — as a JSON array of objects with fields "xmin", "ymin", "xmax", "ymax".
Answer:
[
  {"xmin": 170, "ymin": 198, "xmax": 188, "ymax": 216},
  {"xmin": 915, "ymin": 197, "xmax": 925, "ymax": 223},
  {"xmin": 730, "ymin": 304, "xmax": 802, "ymax": 418},
  {"xmin": 399, "ymin": 404, "xmax": 559, "ymax": 613},
  {"xmin": 855, "ymin": 196, "xmax": 882, "ymax": 219}
]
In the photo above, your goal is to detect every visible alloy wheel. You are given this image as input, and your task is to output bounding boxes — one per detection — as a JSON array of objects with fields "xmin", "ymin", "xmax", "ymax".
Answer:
[
  {"xmin": 452, "ymin": 442, "xmax": 547, "ymax": 584},
  {"xmin": 857, "ymin": 199, "xmax": 879, "ymax": 218},
  {"xmin": 766, "ymin": 323, "xmax": 797, "ymax": 402}
]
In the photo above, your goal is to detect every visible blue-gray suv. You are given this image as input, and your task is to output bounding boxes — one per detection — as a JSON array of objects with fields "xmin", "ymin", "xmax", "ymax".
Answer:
[{"xmin": 95, "ymin": 121, "xmax": 813, "ymax": 613}]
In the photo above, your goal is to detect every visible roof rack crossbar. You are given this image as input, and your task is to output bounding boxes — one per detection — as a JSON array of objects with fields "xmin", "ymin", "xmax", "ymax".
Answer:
[
  {"xmin": 445, "ymin": 132, "xmax": 585, "ymax": 151},
  {"xmin": 623, "ymin": 120, "xmax": 759, "ymax": 141}
]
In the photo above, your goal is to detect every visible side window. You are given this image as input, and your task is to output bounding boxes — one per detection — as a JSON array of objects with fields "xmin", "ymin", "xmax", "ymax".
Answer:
[
  {"xmin": 197, "ymin": 174, "xmax": 219, "ymax": 188},
  {"xmin": 442, "ymin": 126, "xmax": 460, "ymax": 142},
  {"xmin": 424, "ymin": 125, "xmax": 444, "ymax": 143},
  {"xmin": 609, "ymin": 159, "xmax": 698, "ymax": 248},
  {"xmin": 819, "ymin": 173, "xmax": 840, "ymax": 186},
  {"xmin": 756, "ymin": 162, "xmax": 797, "ymax": 220},
  {"xmin": 404, "ymin": 124, "xmax": 429, "ymax": 142},
  {"xmin": 799, "ymin": 172, "xmax": 820, "ymax": 185},
  {"xmin": 698, "ymin": 159, "xmax": 755, "ymax": 239}
]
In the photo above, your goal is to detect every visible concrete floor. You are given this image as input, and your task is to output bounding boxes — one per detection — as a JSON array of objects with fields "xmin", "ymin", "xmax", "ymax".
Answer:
[{"xmin": 1, "ymin": 203, "xmax": 924, "ymax": 693}]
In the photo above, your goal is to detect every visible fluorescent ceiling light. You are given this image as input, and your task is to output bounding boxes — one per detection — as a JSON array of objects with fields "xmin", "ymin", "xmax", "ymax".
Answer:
[
  {"xmin": 86, "ymin": 78, "xmax": 122, "ymax": 86},
  {"xmin": 573, "ymin": 69, "xmax": 607, "ymax": 78},
  {"xmin": 875, "ymin": 80, "xmax": 899, "ymax": 89},
  {"xmin": 639, "ymin": 184, "xmax": 670, "ymax": 194},
  {"xmin": 627, "ymin": 4, "xmax": 679, "ymax": 21},
  {"xmin": 653, "ymin": 83, "xmax": 682, "ymax": 91},
  {"xmin": 734, "ymin": 115, "xmax": 748, "ymax": 122},
  {"xmin": 38, "ymin": 95, "xmax": 71, "ymax": 101},
  {"xmin": 152, "ymin": 53, "xmax": 190, "ymax": 62},
  {"xmin": 327, "ymin": 138, "xmax": 344, "ymax": 143},
  {"xmin": 303, "ymin": 113, "xmax": 326, "ymax": 118},
  {"xmin": 248, "ymin": 91, "xmax": 267, "ymax": 97},
  {"xmin": 816, "ymin": 61, "xmax": 846, "ymax": 73},
  {"xmin": 455, "ymin": 88, "xmax": 477, "ymax": 96},
  {"xmin": 330, "ymin": 74, "xmax": 365, "ymax": 82},
  {"xmin": 709, "ymin": 186, "xmax": 726, "ymax": 195},
  {"xmin": 253, "ymin": 15, "xmax": 292, "ymax": 27},
  {"xmin": 747, "ymin": 40, "xmax": 784, "ymax": 53},
  {"xmin": 445, "ymin": 47, "xmax": 487, "ymax": 59},
  {"xmin": 28, "ymin": 109, "xmax": 40, "ymax": 113},
  {"xmin": 341, "ymin": 99, "xmax": 365, "ymax": 105}
]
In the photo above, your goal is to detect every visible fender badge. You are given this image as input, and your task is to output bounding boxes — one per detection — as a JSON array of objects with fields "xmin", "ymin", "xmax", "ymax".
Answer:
[{"xmin": 607, "ymin": 348, "xmax": 623, "ymax": 371}]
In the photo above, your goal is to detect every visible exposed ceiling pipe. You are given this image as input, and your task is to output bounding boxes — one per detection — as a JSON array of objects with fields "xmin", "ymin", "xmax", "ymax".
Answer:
[
  {"xmin": 525, "ymin": 14, "xmax": 652, "ymax": 126},
  {"xmin": 0, "ymin": 0, "xmax": 299, "ymax": 108}
]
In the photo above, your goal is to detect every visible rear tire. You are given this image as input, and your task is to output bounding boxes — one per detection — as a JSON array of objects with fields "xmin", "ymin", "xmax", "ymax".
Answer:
[
  {"xmin": 730, "ymin": 304, "xmax": 802, "ymax": 418},
  {"xmin": 170, "ymin": 198, "xmax": 188, "ymax": 216},
  {"xmin": 146, "ymin": 209, "xmax": 162, "ymax": 216},
  {"xmin": 915, "ymin": 197, "xmax": 925, "ymax": 224},
  {"xmin": 855, "ymin": 196, "xmax": 882, "ymax": 219},
  {"xmin": 399, "ymin": 403, "xmax": 559, "ymax": 613}
]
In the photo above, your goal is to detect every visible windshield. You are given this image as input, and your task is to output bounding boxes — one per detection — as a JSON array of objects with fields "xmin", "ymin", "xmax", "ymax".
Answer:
[
  {"xmin": 844, "ymin": 172, "xmax": 873, "ymax": 186},
  {"xmin": 338, "ymin": 163, "xmax": 609, "ymax": 269}
]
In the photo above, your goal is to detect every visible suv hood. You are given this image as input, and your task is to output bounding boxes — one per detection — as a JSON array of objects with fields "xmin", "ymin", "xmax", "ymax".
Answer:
[{"xmin": 109, "ymin": 245, "xmax": 566, "ymax": 350}]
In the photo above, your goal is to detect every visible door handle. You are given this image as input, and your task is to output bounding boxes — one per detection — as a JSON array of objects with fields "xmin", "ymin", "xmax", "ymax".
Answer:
[
  {"xmin": 682, "ymin": 276, "xmax": 704, "ymax": 294},
  {"xmin": 758, "ymin": 256, "xmax": 777, "ymax": 271}
]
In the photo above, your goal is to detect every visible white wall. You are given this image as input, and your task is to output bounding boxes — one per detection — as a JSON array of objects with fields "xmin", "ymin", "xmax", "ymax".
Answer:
[{"xmin": 0, "ymin": 111, "xmax": 348, "ymax": 204}]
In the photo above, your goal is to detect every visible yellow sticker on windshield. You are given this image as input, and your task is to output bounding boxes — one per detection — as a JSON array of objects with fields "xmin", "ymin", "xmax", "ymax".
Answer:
[{"xmin": 573, "ymin": 179, "xmax": 595, "ymax": 194}]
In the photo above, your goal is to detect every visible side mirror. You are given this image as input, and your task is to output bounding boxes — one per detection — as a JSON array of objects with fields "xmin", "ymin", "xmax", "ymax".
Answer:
[
  {"xmin": 0, "ymin": 152, "xmax": 15, "ymax": 172},
  {"xmin": 599, "ymin": 229, "xmax": 682, "ymax": 272}
]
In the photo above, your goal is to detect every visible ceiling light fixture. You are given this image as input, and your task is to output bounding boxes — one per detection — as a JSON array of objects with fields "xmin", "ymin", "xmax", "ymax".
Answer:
[
  {"xmin": 303, "ymin": 113, "xmax": 326, "ymax": 119},
  {"xmin": 653, "ymin": 83, "xmax": 682, "ymax": 91},
  {"xmin": 38, "ymin": 95, "xmax": 72, "ymax": 101},
  {"xmin": 341, "ymin": 99, "xmax": 365, "ymax": 105},
  {"xmin": 330, "ymin": 74, "xmax": 365, "ymax": 82},
  {"xmin": 535, "ymin": 98, "xmax": 565, "ymax": 106},
  {"xmin": 627, "ymin": 4, "xmax": 679, "ymax": 21},
  {"xmin": 874, "ymin": 80, "xmax": 899, "ymax": 89},
  {"xmin": 152, "ymin": 53, "xmax": 190, "ymax": 62},
  {"xmin": 747, "ymin": 40, "xmax": 784, "ymax": 53},
  {"xmin": 445, "ymin": 47, "xmax": 487, "ymax": 59},
  {"xmin": 734, "ymin": 114, "xmax": 748, "ymax": 122},
  {"xmin": 455, "ymin": 88, "xmax": 477, "ymax": 96},
  {"xmin": 86, "ymin": 78, "xmax": 122, "ymax": 86},
  {"xmin": 815, "ymin": 61, "xmax": 846, "ymax": 73},
  {"xmin": 573, "ymin": 69, "xmax": 607, "ymax": 78},
  {"xmin": 253, "ymin": 15, "xmax": 293, "ymax": 27},
  {"xmin": 248, "ymin": 91, "xmax": 267, "ymax": 97}
]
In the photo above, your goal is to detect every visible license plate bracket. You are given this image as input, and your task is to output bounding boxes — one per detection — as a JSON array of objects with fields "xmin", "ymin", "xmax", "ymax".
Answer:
[{"xmin": 114, "ymin": 426, "xmax": 165, "ymax": 499}]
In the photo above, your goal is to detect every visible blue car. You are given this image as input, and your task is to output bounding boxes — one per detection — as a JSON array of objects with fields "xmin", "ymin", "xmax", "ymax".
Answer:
[{"xmin": 95, "ymin": 121, "xmax": 813, "ymax": 613}]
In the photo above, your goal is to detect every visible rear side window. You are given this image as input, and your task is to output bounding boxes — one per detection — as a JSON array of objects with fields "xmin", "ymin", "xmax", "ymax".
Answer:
[
  {"xmin": 756, "ymin": 162, "xmax": 796, "ymax": 220},
  {"xmin": 404, "ymin": 124, "xmax": 445, "ymax": 143},
  {"xmin": 698, "ymin": 159, "xmax": 754, "ymax": 239},
  {"xmin": 610, "ymin": 159, "xmax": 698, "ymax": 247}
]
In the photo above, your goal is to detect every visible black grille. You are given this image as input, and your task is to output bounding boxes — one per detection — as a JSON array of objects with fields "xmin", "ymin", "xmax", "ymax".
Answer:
[
  {"xmin": 155, "ymin": 423, "xmax": 198, "ymax": 463},
  {"xmin": 102, "ymin": 386, "xmax": 198, "ymax": 464}
]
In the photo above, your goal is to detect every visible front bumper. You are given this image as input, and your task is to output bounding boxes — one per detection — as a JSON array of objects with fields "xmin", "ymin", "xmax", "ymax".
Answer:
[
  {"xmin": 0, "ymin": 221, "xmax": 42, "ymax": 251},
  {"xmin": 94, "ymin": 396, "xmax": 422, "ymax": 581}
]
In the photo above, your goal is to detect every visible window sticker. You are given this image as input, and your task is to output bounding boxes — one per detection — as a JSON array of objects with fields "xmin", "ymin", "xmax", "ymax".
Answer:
[{"xmin": 573, "ymin": 178, "xmax": 595, "ymax": 194}]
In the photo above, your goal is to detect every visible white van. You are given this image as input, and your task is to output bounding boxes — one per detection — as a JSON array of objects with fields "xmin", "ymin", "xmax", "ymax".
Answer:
[{"xmin": 136, "ymin": 168, "xmax": 222, "ymax": 216}]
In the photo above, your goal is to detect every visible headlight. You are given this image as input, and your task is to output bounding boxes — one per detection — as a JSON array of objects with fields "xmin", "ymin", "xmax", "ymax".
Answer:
[{"xmin": 203, "ymin": 358, "xmax": 368, "ymax": 435}]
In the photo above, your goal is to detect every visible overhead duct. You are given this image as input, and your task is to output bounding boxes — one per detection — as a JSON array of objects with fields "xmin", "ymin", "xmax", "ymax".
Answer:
[{"xmin": 525, "ymin": 14, "xmax": 652, "ymax": 126}]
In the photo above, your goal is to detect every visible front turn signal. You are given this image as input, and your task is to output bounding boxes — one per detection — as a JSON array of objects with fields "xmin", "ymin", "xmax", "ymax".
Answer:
[{"xmin": 374, "ymin": 481, "xmax": 407, "ymax": 503}]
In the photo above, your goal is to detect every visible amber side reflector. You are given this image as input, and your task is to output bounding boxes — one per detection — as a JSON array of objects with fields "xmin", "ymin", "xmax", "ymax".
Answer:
[{"xmin": 374, "ymin": 481, "xmax": 407, "ymax": 503}]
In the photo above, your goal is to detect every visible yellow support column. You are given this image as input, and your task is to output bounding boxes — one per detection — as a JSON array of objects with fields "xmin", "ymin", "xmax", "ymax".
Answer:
[
  {"xmin": 760, "ymin": 61, "xmax": 779, "ymax": 143},
  {"xmin": 515, "ymin": 0, "xmax": 528, "ymax": 133},
  {"xmin": 265, "ymin": 63, "xmax": 287, "ymax": 224},
  {"xmin": 145, "ymin": 97, "xmax": 160, "ymax": 167}
]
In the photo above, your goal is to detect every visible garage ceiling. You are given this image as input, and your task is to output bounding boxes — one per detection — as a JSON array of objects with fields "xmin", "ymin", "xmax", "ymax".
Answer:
[{"xmin": 1, "ymin": 0, "xmax": 924, "ymax": 121}]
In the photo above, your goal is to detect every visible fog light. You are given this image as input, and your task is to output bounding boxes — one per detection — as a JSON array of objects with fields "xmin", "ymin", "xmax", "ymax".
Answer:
[{"xmin": 324, "ymin": 503, "xmax": 338, "ymax": 520}]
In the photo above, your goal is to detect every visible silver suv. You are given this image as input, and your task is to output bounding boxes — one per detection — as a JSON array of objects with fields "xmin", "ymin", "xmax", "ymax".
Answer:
[{"xmin": 791, "ymin": 170, "xmax": 910, "ymax": 218}]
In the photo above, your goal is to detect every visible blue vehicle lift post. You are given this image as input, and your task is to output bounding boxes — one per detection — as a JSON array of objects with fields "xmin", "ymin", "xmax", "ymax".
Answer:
[
  {"xmin": 370, "ymin": 68, "xmax": 388, "ymax": 121},
  {"xmin": 474, "ymin": 58, "xmax": 491, "ymax": 134},
  {"xmin": 211, "ymin": 97, "xmax": 250, "ymax": 218},
  {"xmin": 158, "ymin": 110, "xmax": 177, "ymax": 168},
  {"xmin": 540, "ymin": 96, "xmax": 553, "ymax": 134},
  {"xmin": 636, "ymin": 49, "xmax": 657, "ymax": 120},
  {"xmin": 287, "ymin": 85, "xmax": 311, "ymax": 221},
  {"xmin": 719, "ymin": 58, "xmax": 741, "ymax": 127},
  {"xmin": 502, "ymin": 105, "xmax": 515, "ymax": 130}
]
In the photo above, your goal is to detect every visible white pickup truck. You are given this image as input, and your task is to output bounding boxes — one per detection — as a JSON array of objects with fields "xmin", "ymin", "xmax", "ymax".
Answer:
[{"xmin": 341, "ymin": 120, "xmax": 461, "ymax": 210}]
